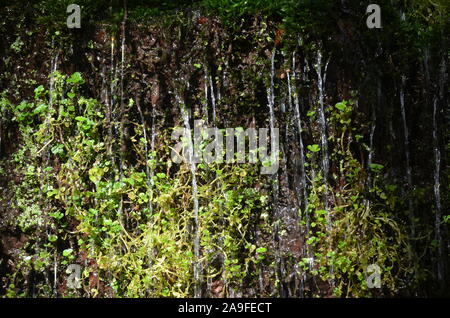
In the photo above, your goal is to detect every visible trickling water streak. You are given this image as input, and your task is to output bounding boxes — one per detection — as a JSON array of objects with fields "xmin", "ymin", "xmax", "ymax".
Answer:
[
  {"xmin": 315, "ymin": 49, "xmax": 335, "ymax": 288},
  {"xmin": 267, "ymin": 50, "xmax": 278, "ymax": 191},
  {"xmin": 217, "ymin": 80, "xmax": 221, "ymax": 101},
  {"xmin": 267, "ymin": 48, "xmax": 283, "ymax": 296},
  {"xmin": 117, "ymin": 17, "xmax": 128, "ymax": 225},
  {"xmin": 209, "ymin": 74, "xmax": 217, "ymax": 123},
  {"xmin": 120, "ymin": 35, "xmax": 126, "ymax": 112},
  {"xmin": 177, "ymin": 94, "xmax": 202, "ymax": 298},
  {"xmin": 204, "ymin": 67, "xmax": 209, "ymax": 124},
  {"xmin": 315, "ymin": 50, "xmax": 331, "ymax": 229},
  {"xmin": 216, "ymin": 67, "xmax": 222, "ymax": 103},
  {"xmin": 48, "ymin": 48, "xmax": 59, "ymax": 297},
  {"xmin": 110, "ymin": 35, "xmax": 116, "ymax": 115},
  {"xmin": 432, "ymin": 97, "xmax": 444, "ymax": 282},
  {"xmin": 150, "ymin": 105, "xmax": 157, "ymax": 175},
  {"xmin": 119, "ymin": 27, "xmax": 126, "ymax": 170},
  {"xmin": 107, "ymin": 35, "xmax": 117, "ymax": 166},
  {"xmin": 368, "ymin": 79, "xmax": 380, "ymax": 186},
  {"xmin": 364, "ymin": 78, "xmax": 380, "ymax": 224},
  {"xmin": 289, "ymin": 52, "xmax": 310, "ymax": 298},
  {"xmin": 423, "ymin": 47, "xmax": 445, "ymax": 280},
  {"xmin": 267, "ymin": 49, "xmax": 278, "ymax": 200},
  {"xmin": 400, "ymin": 75, "xmax": 415, "ymax": 238},
  {"xmin": 143, "ymin": 96, "xmax": 158, "ymax": 286},
  {"xmin": 135, "ymin": 98, "xmax": 152, "ymax": 214},
  {"xmin": 268, "ymin": 50, "xmax": 276, "ymax": 136},
  {"xmin": 368, "ymin": 124, "xmax": 376, "ymax": 167},
  {"xmin": 49, "ymin": 52, "xmax": 59, "ymax": 108},
  {"xmin": 433, "ymin": 53, "xmax": 447, "ymax": 285},
  {"xmin": 368, "ymin": 82, "xmax": 379, "ymax": 169},
  {"xmin": 290, "ymin": 55, "xmax": 309, "ymax": 223}
]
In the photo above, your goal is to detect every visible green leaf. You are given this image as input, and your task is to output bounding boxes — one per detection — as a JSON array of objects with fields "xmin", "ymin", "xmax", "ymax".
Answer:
[
  {"xmin": 138, "ymin": 192, "xmax": 149, "ymax": 203},
  {"xmin": 50, "ymin": 211, "xmax": 64, "ymax": 220},
  {"xmin": 335, "ymin": 102, "xmax": 347, "ymax": 111},
  {"xmin": 34, "ymin": 85, "xmax": 45, "ymax": 99},
  {"xmin": 89, "ymin": 167, "xmax": 104, "ymax": 184},
  {"xmin": 369, "ymin": 163, "xmax": 384, "ymax": 172},
  {"xmin": 46, "ymin": 189, "xmax": 59, "ymax": 198},
  {"xmin": 51, "ymin": 144, "xmax": 64, "ymax": 155},
  {"xmin": 75, "ymin": 116, "xmax": 86, "ymax": 122},
  {"xmin": 33, "ymin": 103, "xmax": 48, "ymax": 115},
  {"xmin": 67, "ymin": 72, "xmax": 85, "ymax": 85},
  {"xmin": 306, "ymin": 237, "xmax": 316, "ymax": 245},
  {"xmin": 256, "ymin": 247, "xmax": 267, "ymax": 253},
  {"xmin": 17, "ymin": 101, "xmax": 31, "ymax": 111},
  {"xmin": 62, "ymin": 249, "xmax": 73, "ymax": 257},
  {"xmin": 307, "ymin": 144, "xmax": 321, "ymax": 152}
]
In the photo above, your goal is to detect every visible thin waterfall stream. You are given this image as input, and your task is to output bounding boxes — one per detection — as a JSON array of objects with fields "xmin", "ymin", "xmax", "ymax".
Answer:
[
  {"xmin": 267, "ymin": 48, "xmax": 283, "ymax": 295},
  {"xmin": 400, "ymin": 75, "xmax": 415, "ymax": 239},
  {"xmin": 314, "ymin": 50, "xmax": 331, "ymax": 230},
  {"xmin": 177, "ymin": 93, "xmax": 202, "ymax": 298},
  {"xmin": 289, "ymin": 52, "xmax": 310, "ymax": 297}
]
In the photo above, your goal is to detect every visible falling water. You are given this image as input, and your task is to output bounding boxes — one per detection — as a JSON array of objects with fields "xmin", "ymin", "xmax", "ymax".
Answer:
[
  {"xmin": 290, "ymin": 54, "xmax": 309, "ymax": 225},
  {"xmin": 314, "ymin": 50, "xmax": 331, "ymax": 230},
  {"xmin": 267, "ymin": 48, "xmax": 283, "ymax": 295},
  {"xmin": 177, "ymin": 93, "xmax": 202, "ymax": 298},
  {"xmin": 143, "ymin": 94, "xmax": 158, "ymax": 283},
  {"xmin": 367, "ymin": 78, "xmax": 380, "ymax": 191},
  {"xmin": 422, "ymin": 47, "xmax": 439, "ymax": 270},
  {"xmin": 363, "ymin": 77, "xmax": 380, "ymax": 222},
  {"xmin": 399, "ymin": 75, "xmax": 415, "ymax": 238},
  {"xmin": 367, "ymin": 119, "xmax": 376, "ymax": 177},
  {"xmin": 268, "ymin": 50, "xmax": 277, "ymax": 139},
  {"xmin": 267, "ymin": 49, "xmax": 278, "ymax": 196},
  {"xmin": 48, "ymin": 52, "xmax": 59, "ymax": 108},
  {"xmin": 314, "ymin": 49, "xmax": 335, "ymax": 288},
  {"xmin": 208, "ymin": 74, "xmax": 217, "ymax": 123},
  {"xmin": 99, "ymin": 63, "xmax": 108, "ymax": 106},
  {"xmin": 289, "ymin": 52, "xmax": 311, "ymax": 298},
  {"xmin": 110, "ymin": 35, "xmax": 116, "ymax": 117},
  {"xmin": 222, "ymin": 62, "xmax": 230, "ymax": 126},
  {"xmin": 434, "ymin": 53, "xmax": 447, "ymax": 285},
  {"xmin": 432, "ymin": 96, "xmax": 444, "ymax": 282},
  {"xmin": 48, "ymin": 49, "xmax": 59, "ymax": 297},
  {"xmin": 135, "ymin": 98, "xmax": 152, "ymax": 213},
  {"xmin": 399, "ymin": 10, "xmax": 415, "ymax": 243},
  {"xmin": 117, "ymin": 20, "xmax": 128, "ymax": 225},
  {"xmin": 119, "ymin": 9, "xmax": 128, "ymax": 163},
  {"xmin": 107, "ymin": 35, "xmax": 117, "ymax": 167},
  {"xmin": 368, "ymin": 80, "xmax": 379, "ymax": 170},
  {"xmin": 150, "ymin": 104, "xmax": 157, "ymax": 179},
  {"xmin": 204, "ymin": 67, "xmax": 210, "ymax": 124},
  {"xmin": 217, "ymin": 75, "xmax": 222, "ymax": 102}
]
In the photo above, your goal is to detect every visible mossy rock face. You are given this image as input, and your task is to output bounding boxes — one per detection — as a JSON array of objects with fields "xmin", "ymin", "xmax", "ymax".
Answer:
[{"xmin": 0, "ymin": 1, "xmax": 449, "ymax": 297}]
